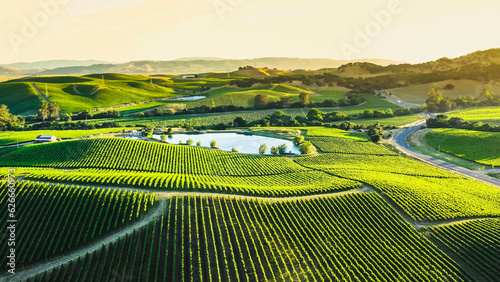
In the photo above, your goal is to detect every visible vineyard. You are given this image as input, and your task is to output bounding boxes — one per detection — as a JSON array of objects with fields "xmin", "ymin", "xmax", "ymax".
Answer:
[
  {"xmin": 426, "ymin": 128, "xmax": 500, "ymax": 166},
  {"xmin": 28, "ymin": 194, "xmax": 472, "ymax": 282},
  {"xmin": 446, "ymin": 106, "xmax": 500, "ymax": 125},
  {"xmin": 0, "ymin": 138, "xmax": 307, "ymax": 176},
  {"xmin": 24, "ymin": 168, "xmax": 362, "ymax": 197},
  {"xmin": 427, "ymin": 219, "xmax": 500, "ymax": 281},
  {"xmin": 294, "ymin": 129, "xmax": 500, "ymax": 221},
  {"xmin": 306, "ymin": 136, "xmax": 396, "ymax": 155},
  {"xmin": 328, "ymin": 170, "xmax": 500, "ymax": 221},
  {"xmin": 0, "ymin": 181, "xmax": 157, "ymax": 269},
  {"xmin": 295, "ymin": 153, "xmax": 456, "ymax": 178}
]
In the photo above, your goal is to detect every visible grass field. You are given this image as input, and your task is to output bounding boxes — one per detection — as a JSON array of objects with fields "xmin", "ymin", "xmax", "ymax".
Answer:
[
  {"xmin": 0, "ymin": 128, "xmax": 136, "ymax": 146},
  {"xmin": 407, "ymin": 129, "xmax": 489, "ymax": 171},
  {"xmin": 0, "ymin": 82, "xmax": 42, "ymax": 115},
  {"xmin": 387, "ymin": 79, "xmax": 500, "ymax": 105},
  {"xmin": 425, "ymin": 128, "xmax": 500, "ymax": 166},
  {"xmin": 30, "ymin": 75, "xmax": 176, "ymax": 113},
  {"xmin": 446, "ymin": 106, "xmax": 500, "ymax": 125},
  {"xmin": 2, "ymin": 74, "xmax": 238, "ymax": 114},
  {"xmin": 88, "ymin": 93, "xmax": 403, "ymax": 127},
  {"xmin": 332, "ymin": 114, "xmax": 422, "ymax": 127}
]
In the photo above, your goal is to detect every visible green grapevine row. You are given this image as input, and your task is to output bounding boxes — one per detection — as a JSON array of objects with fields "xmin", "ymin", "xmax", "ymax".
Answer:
[
  {"xmin": 0, "ymin": 138, "xmax": 307, "ymax": 176},
  {"xmin": 25, "ymin": 168, "xmax": 362, "ymax": 197},
  {"xmin": 296, "ymin": 153, "xmax": 458, "ymax": 178},
  {"xmin": 0, "ymin": 181, "xmax": 157, "ymax": 269},
  {"xmin": 329, "ymin": 169, "xmax": 500, "ymax": 221},
  {"xmin": 427, "ymin": 219, "xmax": 500, "ymax": 281},
  {"xmin": 30, "ymin": 194, "xmax": 472, "ymax": 281}
]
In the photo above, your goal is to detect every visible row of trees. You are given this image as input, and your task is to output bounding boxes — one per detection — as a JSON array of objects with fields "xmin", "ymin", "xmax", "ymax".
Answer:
[
  {"xmin": 426, "ymin": 85, "xmax": 500, "ymax": 112},
  {"xmin": 427, "ymin": 115, "xmax": 500, "ymax": 132},
  {"xmin": 254, "ymin": 91, "xmax": 364, "ymax": 110}
]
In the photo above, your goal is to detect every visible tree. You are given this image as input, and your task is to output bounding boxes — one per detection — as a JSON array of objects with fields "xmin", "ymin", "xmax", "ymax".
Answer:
[
  {"xmin": 480, "ymin": 85, "xmax": 494, "ymax": 100},
  {"xmin": 231, "ymin": 147, "xmax": 238, "ymax": 152},
  {"xmin": 197, "ymin": 141, "xmax": 202, "ymax": 146},
  {"xmin": 254, "ymin": 94, "xmax": 269, "ymax": 109},
  {"xmin": 37, "ymin": 102, "xmax": 50, "ymax": 121},
  {"xmin": 0, "ymin": 104, "xmax": 24, "ymax": 130},
  {"xmin": 259, "ymin": 143, "xmax": 267, "ymax": 154},
  {"xmin": 167, "ymin": 127, "xmax": 173, "ymax": 134},
  {"xmin": 161, "ymin": 134, "xmax": 167, "ymax": 141},
  {"xmin": 280, "ymin": 95, "xmax": 293, "ymax": 108},
  {"xmin": 187, "ymin": 139, "xmax": 194, "ymax": 145},
  {"xmin": 278, "ymin": 143, "xmax": 287, "ymax": 154},
  {"xmin": 271, "ymin": 146, "xmax": 278, "ymax": 154},
  {"xmin": 47, "ymin": 102, "xmax": 60, "ymax": 120},
  {"xmin": 299, "ymin": 141, "xmax": 316, "ymax": 154},
  {"xmin": 426, "ymin": 87, "xmax": 443, "ymax": 112},
  {"xmin": 233, "ymin": 117, "xmax": 247, "ymax": 127},
  {"xmin": 299, "ymin": 92, "xmax": 310, "ymax": 105},
  {"xmin": 293, "ymin": 135, "xmax": 304, "ymax": 145},
  {"xmin": 210, "ymin": 140, "xmax": 217, "ymax": 148},
  {"xmin": 307, "ymin": 108, "xmax": 324, "ymax": 121}
]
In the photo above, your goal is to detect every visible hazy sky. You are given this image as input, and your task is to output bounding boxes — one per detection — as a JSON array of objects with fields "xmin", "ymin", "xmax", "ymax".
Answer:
[{"xmin": 0, "ymin": 0, "xmax": 499, "ymax": 64}]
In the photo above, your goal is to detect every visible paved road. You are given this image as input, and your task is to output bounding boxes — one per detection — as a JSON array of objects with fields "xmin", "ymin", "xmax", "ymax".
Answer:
[
  {"xmin": 392, "ymin": 121, "xmax": 500, "ymax": 187},
  {"xmin": 374, "ymin": 90, "xmax": 418, "ymax": 109}
]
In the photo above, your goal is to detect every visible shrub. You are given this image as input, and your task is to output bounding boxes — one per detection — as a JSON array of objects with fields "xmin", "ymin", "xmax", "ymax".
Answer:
[{"xmin": 299, "ymin": 142, "xmax": 316, "ymax": 154}]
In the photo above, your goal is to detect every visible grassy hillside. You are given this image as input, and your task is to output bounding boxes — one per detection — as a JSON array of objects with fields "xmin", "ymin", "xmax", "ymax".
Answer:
[
  {"xmin": 0, "ymin": 82, "xmax": 41, "ymax": 115},
  {"xmin": 426, "ymin": 128, "xmax": 500, "ymax": 166},
  {"xmin": 0, "ymin": 128, "xmax": 136, "ymax": 146},
  {"xmin": 387, "ymin": 79, "xmax": 500, "ymax": 105},
  {"xmin": 446, "ymin": 107, "xmax": 500, "ymax": 125},
  {"xmin": 5, "ymin": 74, "xmax": 180, "ymax": 113}
]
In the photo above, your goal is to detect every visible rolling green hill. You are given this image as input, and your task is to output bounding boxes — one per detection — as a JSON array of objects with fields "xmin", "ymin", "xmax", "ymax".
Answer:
[
  {"xmin": 0, "ymin": 82, "xmax": 42, "ymax": 115},
  {"xmin": 5, "ymin": 74, "xmax": 178, "ymax": 113}
]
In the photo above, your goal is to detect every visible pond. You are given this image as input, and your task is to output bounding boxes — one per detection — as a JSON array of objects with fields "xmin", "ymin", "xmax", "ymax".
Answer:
[
  {"xmin": 174, "ymin": 96, "xmax": 206, "ymax": 101},
  {"xmin": 152, "ymin": 132, "xmax": 301, "ymax": 155}
]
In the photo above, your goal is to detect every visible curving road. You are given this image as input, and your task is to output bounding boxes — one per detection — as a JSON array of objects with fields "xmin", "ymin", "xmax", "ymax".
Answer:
[{"xmin": 392, "ymin": 120, "xmax": 500, "ymax": 187}]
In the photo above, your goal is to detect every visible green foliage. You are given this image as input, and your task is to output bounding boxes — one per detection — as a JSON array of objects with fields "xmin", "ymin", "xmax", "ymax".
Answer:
[
  {"xmin": 0, "ymin": 104, "xmax": 24, "ymax": 130},
  {"xmin": 426, "ymin": 129, "xmax": 500, "ymax": 166},
  {"xmin": 254, "ymin": 93, "xmax": 269, "ymax": 109},
  {"xmin": 0, "ymin": 181, "xmax": 157, "ymax": 268},
  {"xmin": 429, "ymin": 219, "xmax": 500, "ymax": 282},
  {"xmin": 231, "ymin": 147, "xmax": 238, "ymax": 152},
  {"xmin": 0, "ymin": 128, "xmax": 134, "ymax": 146},
  {"xmin": 259, "ymin": 143, "xmax": 267, "ymax": 154},
  {"xmin": 41, "ymin": 194, "xmax": 472, "ymax": 281},
  {"xmin": 210, "ymin": 140, "xmax": 217, "ymax": 148},
  {"xmin": 270, "ymin": 146, "xmax": 278, "ymax": 155},
  {"xmin": 446, "ymin": 107, "xmax": 500, "ymax": 125},
  {"xmin": 299, "ymin": 141, "xmax": 316, "ymax": 154},
  {"xmin": 0, "ymin": 138, "xmax": 308, "ymax": 176},
  {"xmin": 25, "ymin": 168, "xmax": 360, "ymax": 197},
  {"xmin": 292, "ymin": 135, "xmax": 304, "ymax": 145},
  {"xmin": 187, "ymin": 139, "xmax": 194, "ymax": 145}
]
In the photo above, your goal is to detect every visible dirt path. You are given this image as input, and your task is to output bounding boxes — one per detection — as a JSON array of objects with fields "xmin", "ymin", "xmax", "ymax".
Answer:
[{"xmin": 30, "ymin": 83, "xmax": 50, "ymax": 104}]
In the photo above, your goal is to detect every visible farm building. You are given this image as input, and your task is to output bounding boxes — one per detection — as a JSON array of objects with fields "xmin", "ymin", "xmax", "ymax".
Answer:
[
  {"xmin": 35, "ymin": 135, "xmax": 57, "ymax": 143},
  {"xmin": 182, "ymin": 75, "xmax": 196, "ymax": 79}
]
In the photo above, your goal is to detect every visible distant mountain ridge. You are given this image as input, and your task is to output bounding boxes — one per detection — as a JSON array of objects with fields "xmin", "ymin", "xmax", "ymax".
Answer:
[
  {"xmin": 1, "ymin": 48, "xmax": 499, "ymax": 76},
  {"xmin": 0, "ymin": 60, "xmax": 113, "ymax": 71},
  {"xmin": 1, "ymin": 58, "xmax": 405, "ymax": 76}
]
